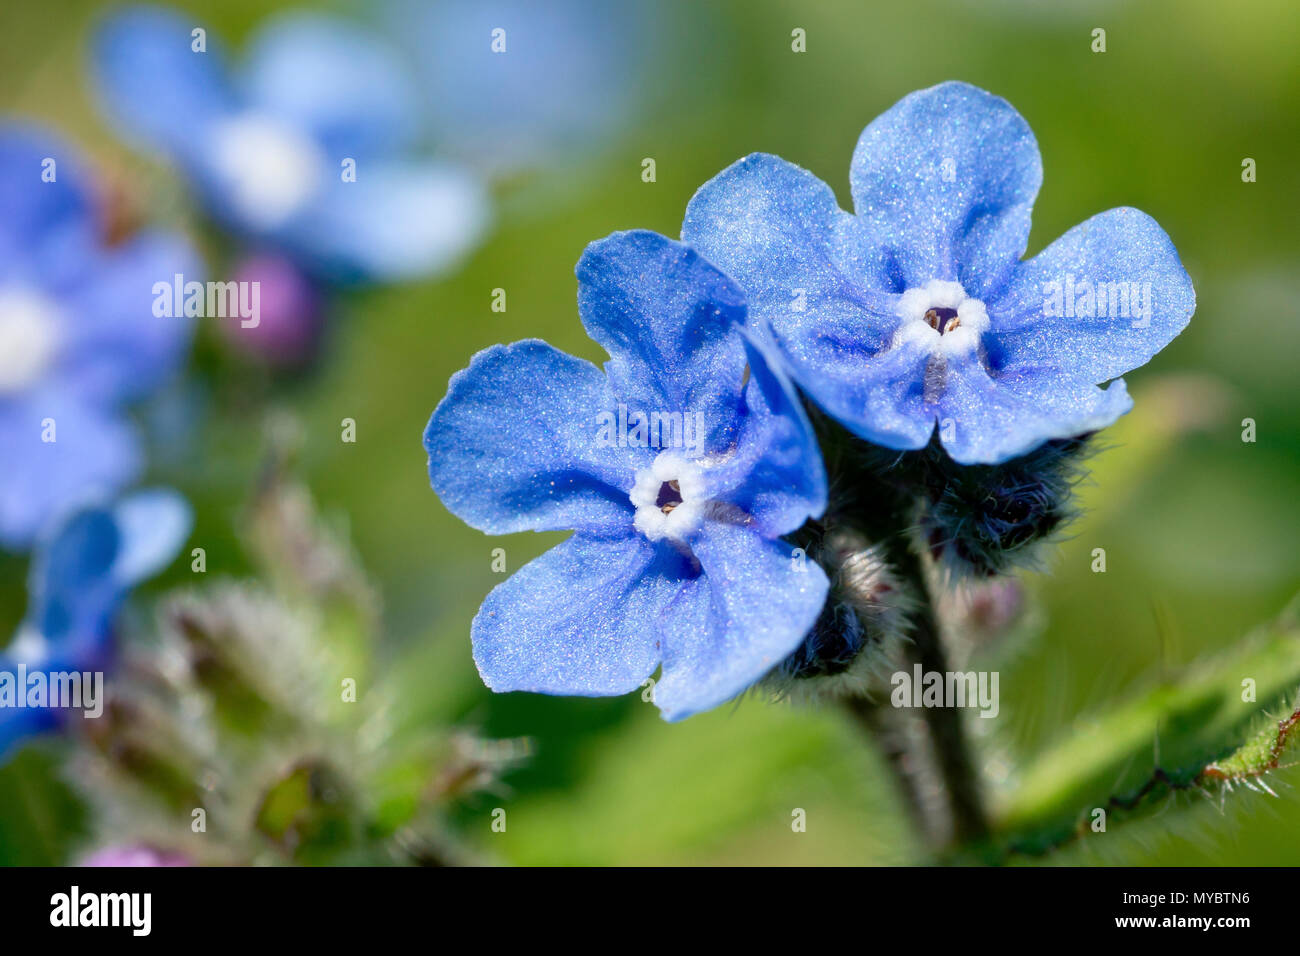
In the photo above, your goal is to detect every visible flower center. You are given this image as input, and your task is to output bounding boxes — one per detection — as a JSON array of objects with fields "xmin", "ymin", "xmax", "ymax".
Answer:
[
  {"xmin": 655, "ymin": 479, "xmax": 683, "ymax": 513},
  {"xmin": 895, "ymin": 279, "xmax": 988, "ymax": 357},
  {"xmin": 630, "ymin": 453, "xmax": 707, "ymax": 543},
  {"xmin": 5, "ymin": 624, "xmax": 48, "ymax": 666},
  {"xmin": 0, "ymin": 287, "xmax": 62, "ymax": 393},
  {"xmin": 924, "ymin": 306, "xmax": 960, "ymax": 334},
  {"xmin": 209, "ymin": 113, "xmax": 325, "ymax": 231}
]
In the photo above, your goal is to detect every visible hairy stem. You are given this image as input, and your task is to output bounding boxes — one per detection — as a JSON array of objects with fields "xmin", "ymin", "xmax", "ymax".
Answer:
[
  {"xmin": 904, "ymin": 551, "xmax": 990, "ymax": 847},
  {"xmin": 848, "ymin": 539, "xmax": 991, "ymax": 853},
  {"xmin": 844, "ymin": 694, "xmax": 950, "ymax": 845}
]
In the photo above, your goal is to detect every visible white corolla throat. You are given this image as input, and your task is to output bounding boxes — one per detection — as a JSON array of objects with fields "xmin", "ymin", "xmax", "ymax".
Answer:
[
  {"xmin": 5, "ymin": 624, "xmax": 48, "ymax": 666},
  {"xmin": 630, "ymin": 452, "xmax": 708, "ymax": 544},
  {"xmin": 209, "ymin": 113, "xmax": 325, "ymax": 231},
  {"xmin": 0, "ymin": 286, "xmax": 62, "ymax": 393},
  {"xmin": 894, "ymin": 279, "xmax": 989, "ymax": 358}
]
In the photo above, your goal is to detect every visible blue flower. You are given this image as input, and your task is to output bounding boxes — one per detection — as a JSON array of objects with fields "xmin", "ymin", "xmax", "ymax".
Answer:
[
  {"xmin": 92, "ymin": 5, "xmax": 489, "ymax": 284},
  {"xmin": 0, "ymin": 125, "xmax": 195, "ymax": 549},
  {"xmin": 382, "ymin": 0, "xmax": 658, "ymax": 175},
  {"xmin": 682, "ymin": 81, "xmax": 1196, "ymax": 464},
  {"xmin": 0, "ymin": 489, "xmax": 191, "ymax": 762},
  {"xmin": 424, "ymin": 231, "xmax": 829, "ymax": 720}
]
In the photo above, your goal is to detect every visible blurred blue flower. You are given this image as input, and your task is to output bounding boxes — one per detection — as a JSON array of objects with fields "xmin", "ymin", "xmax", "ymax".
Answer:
[
  {"xmin": 0, "ymin": 125, "xmax": 195, "ymax": 549},
  {"xmin": 0, "ymin": 489, "xmax": 191, "ymax": 762},
  {"xmin": 382, "ymin": 0, "xmax": 658, "ymax": 175},
  {"xmin": 93, "ymin": 5, "xmax": 489, "ymax": 284},
  {"xmin": 683, "ymin": 81, "xmax": 1196, "ymax": 464},
  {"xmin": 424, "ymin": 231, "xmax": 829, "ymax": 720}
]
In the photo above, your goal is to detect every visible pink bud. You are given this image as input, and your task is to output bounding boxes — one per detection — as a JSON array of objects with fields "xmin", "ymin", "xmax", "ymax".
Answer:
[
  {"xmin": 81, "ymin": 846, "xmax": 192, "ymax": 867},
  {"xmin": 220, "ymin": 253, "xmax": 323, "ymax": 366}
]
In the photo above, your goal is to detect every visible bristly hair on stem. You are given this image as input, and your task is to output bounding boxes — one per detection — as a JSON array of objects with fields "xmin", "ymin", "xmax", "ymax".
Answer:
[{"xmin": 778, "ymin": 404, "xmax": 1103, "ymax": 853}]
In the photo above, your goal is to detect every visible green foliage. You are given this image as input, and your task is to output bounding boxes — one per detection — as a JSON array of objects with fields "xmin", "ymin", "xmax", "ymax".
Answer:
[
  {"xmin": 1, "ymin": 0, "xmax": 1298, "ymax": 865},
  {"xmin": 991, "ymin": 599, "xmax": 1300, "ymax": 858},
  {"xmin": 61, "ymin": 457, "xmax": 520, "ymax": 866},
  {"xmin": 1203, "ymin": 698, "xmax": 1300, "ymax": 783}
]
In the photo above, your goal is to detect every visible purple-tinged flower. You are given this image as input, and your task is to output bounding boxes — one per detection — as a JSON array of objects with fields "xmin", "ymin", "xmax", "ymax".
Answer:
[
  {"xmin": 93, "ymin": 5, "xmax": 488, "ymax": 284},
  {"xmin": 80, "ymin": 845, "xmax": 191, "ymax": 867},
  {"xmin": 424, "ymin": 231, "xmax": 829, "ymax": 720},
  {"xmin": 219, "ymin": 252, "xmax": 323, "ymax": 366},
  {"xmin": 0, "ymin": 125, "xmax": 195, "ymax": 549},
  {"xmin": 0, "ymin": 489, "xmax": 191, "ymax": 762},
  {"xmin": 683, "ymin": 81, "xmax": 1195, "ymax": 464}
]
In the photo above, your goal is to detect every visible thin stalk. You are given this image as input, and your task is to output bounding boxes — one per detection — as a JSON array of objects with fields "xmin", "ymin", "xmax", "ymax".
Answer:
[{"xmin": 847, "ymin": 540, "xmax": 991, "ymax": 853}]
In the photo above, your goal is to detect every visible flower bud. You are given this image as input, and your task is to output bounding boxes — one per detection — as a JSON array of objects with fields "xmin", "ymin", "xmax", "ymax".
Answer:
[
  {"xmin": 80, "ymin": 846, "xmax": 191, "ymax": 867},
  {"xmin": 917, "ymin": 436, "xmax": 1092, "ymax": 577},
  {"xmin": 769, "ymin": 529, "xmax": 913, "ymax": 702},
  {"xmin": 219, "ymin": 253, "xmax": 323, "ymax": 367}
]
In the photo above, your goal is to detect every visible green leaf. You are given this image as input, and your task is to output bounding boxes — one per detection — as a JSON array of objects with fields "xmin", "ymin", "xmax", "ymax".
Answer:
[
  {"xmin": 1202, "ymin": 699, "xmax": 1300, "ymax": 785},
  {"xmin": 991, "ymin": 597, "xmax": 1300, "ymax": 857}
]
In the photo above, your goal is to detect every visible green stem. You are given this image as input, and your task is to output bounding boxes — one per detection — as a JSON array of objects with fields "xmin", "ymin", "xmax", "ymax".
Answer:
[
  {"xmin": 844, "ymin": 693, "xmax": 949, "ymax": 845},
  {"xmin": 899, "ymin": 545, "xmax": 990, "ymax": 848},
  {"xmin": 847, "ymin": 539, "xmax": 991, "ymax": 853}
]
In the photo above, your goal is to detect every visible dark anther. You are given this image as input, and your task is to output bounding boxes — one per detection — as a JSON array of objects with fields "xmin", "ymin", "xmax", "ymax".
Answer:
[
  {"xmin": 655, "ymin": 479, "xmax": 683, "ymax": 514},
  {"xmin": 924, "ymin": 307, "xmax": 960, "ymax": 334}
]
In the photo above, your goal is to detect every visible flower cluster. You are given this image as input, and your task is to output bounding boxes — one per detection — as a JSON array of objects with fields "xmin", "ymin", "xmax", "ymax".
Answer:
[
  {"xmin": 0, "ymin": 127, "xmax": 195, "ymax": 549},
  {"xmin": 0, "ymin": 1, "xmax": 680, "ymax": 861},
  {"xmin": 0, "ymin": 0, "xmax": 646, "ymax": 780},
  {"xmin": 93, "ymin": 5, "xmax": 489, "ymax": 285},
  {"xmin": 426, "ymin": 82, "xmax": 1194, "ymax": 719}
]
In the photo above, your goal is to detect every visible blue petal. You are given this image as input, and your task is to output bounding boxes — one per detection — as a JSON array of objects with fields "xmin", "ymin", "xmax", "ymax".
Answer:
[
  {"xmin": 92, "ymin": 5, "xmax": 235, "ymax": 159},
  {"xmin": 0, "ymin": 126, "xmax": 97, "ymax": 274},
  {"xmin": 38, "ymin": 490, "xmax": 188, "ymax": 649},
  {"xmin": 279, "ymin": 160, "xmax": 488, "ymax": 283},
  {"xmin": 681, "ymin": 155, "xmax": 929, "ymax": 447},
  {"xmin": 26, "ymin": 506, "xmax": 121, "ymax": 647},
  {"xmin": 654, "ymin": 522, "xmax": 829, "ymax": 721},
  {"xmin": 849, "ymin": 81, "xmax": 1042, "ymax": 300},
  {"xmin": 683, "ymin": 152, "xmax": 897, "ymax": 347},
  {"xmin": 59, "ymin": 231, "xmax": 198, "ymax": 405},
  {"xmin": 701, "ymin": 333, "xmax": 827, "ymax": 536},
  {"xmin": 107, "ymin": 488, "xmax": 192, "ymax": 586},
  {"xmin": 0, "ymin": 393, "xmax": 141, "ymax": 550},
  {"xmin": 241, "ymin": 11, "xmax": 420, "ymax": 159},
  {"xmin": 0, "ymin": 489, "xmax": 187, "ymax": 763},
  {"xmin": 575, "ymin": 230, "xmax": 749, "ymax": 449},
  {"xmin": 986, "ymin": 207, "xmax": 1195, "ymax": 384},
  {"xmin": 425, "ymin": 340, "xmax": 644, "ymax": 536},
  {"xmin": 937, "ymin": 354, "xmax": 1134, "ymax": 464},
  {"xmin": 472, "ymin": 533, "xmax": 676, "ymax": 696},
  {"xmin": 384, "ymin": 0, "xmax": 648, "ymax": 171},
  {"xmin": 834, "ymin": 335, "xmax": 938, "ymax": 451},
  {"xmin": 0, "ymin": 702, "xmax": 58, "ymax": 765}
]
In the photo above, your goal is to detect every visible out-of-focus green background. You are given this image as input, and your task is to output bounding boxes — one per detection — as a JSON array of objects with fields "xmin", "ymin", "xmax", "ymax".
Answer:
[{"xmin": 1, "ymin": 0, "xmax": 1297, "ymax": 864}]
